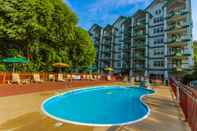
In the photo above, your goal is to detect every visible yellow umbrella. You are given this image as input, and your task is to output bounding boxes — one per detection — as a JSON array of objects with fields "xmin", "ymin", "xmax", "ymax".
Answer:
[
  {"xmin": 104, "ymin": 67, "xmax": 113, "ymax": 72},
  {"xmin": 52, "ymin": 63, "xmax": 70, "ymax": 73},
  {"xmin": 52, "ymin": 63, "xmax": 69, "ymax": 68}
]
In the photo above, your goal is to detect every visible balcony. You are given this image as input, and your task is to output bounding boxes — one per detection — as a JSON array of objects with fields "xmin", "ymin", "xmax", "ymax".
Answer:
[
  {"xmin": 166, "ymin": 8, "xmax": 189, "ymax": 21},
  {"xmin": 134, "ymin": 53, "xmax": 145, "ymax": 61},
  {"xmin": 133, "ymin": 20, "xmax": 146, "ymax": 30},
  {"xmin": 167, "ymin": 35, "xmax": 190, "ymax": 48},
  {"xmin": 166, "ymin": 22, "xmax": 189, "ymax": 34},
  {"xmin": 132, "ymin": 43, "xmax": 145, "ymax": 49},
  {"xmin": 169, "ymin": 52, "xmax": 191, "ymax": 60},
  {"xmin": 132, "ymin": 32, "xmax": 146, "ymax": 40}
]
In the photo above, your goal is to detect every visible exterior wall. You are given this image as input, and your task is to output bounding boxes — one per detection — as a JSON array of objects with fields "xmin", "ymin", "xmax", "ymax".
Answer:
[
  {"xmin": 146, "ymin": 1, "xmax": 166, "ymax": 80},
  {"xmin": 89, "ymin": 25, "xmax": 102, "ymax": 72},
  {"xmin": 89, "ymin": 0, "xmax": 193, "ymax": 80},
  {"xmin": 113, "ymin": 18, "xmax": 126, "ymax": 73}
]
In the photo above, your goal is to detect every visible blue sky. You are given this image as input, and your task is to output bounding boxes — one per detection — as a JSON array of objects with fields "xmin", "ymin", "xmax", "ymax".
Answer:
[{"xmin": 64, "ymin": 0, "xmax": 197, "ymax": 40}]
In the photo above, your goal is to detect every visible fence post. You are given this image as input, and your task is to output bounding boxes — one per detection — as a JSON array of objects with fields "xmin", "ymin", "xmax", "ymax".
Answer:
[{"xmin": 176, "ymin": 83, "xmax": 180, "ymax": 104}]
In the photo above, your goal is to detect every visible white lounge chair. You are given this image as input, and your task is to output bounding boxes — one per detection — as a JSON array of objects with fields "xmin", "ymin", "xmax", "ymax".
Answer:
[
  {"xmin": 33, "ymin": 73, "xmax": 44, "ymax": 83},
  {"xmin": 11, "ymin": 73, "xmax": 21, "ymax": 84},
  {"xmin": 57, "ymin": 73, "xmax": 65, "ymax": 82},
  {"xmin": 49, "ymin": 74, "xmax": 55, "ymax": 81}
]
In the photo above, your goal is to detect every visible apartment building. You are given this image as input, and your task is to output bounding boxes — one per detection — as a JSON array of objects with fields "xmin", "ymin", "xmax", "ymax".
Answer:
[{"xmin": 89, "ymin": 0, "xmax": 193, "ymax": 81}]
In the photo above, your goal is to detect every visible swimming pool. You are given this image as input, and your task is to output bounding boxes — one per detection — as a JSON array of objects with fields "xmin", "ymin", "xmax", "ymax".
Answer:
[{"xmin": 42, "ymin": 86, "xmax": 154, "ymax": 126}]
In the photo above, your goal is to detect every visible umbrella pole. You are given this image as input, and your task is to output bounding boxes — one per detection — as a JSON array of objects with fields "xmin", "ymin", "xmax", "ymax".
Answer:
[{"xmin": 13, "ymin": 64, "xmax": 15, "ymax": 73}]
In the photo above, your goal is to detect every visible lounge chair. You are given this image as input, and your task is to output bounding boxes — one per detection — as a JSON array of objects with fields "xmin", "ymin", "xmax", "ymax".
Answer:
[
  {"xmin": 107, "ymin": 75, "xmax": 112, "ymax": 81},
  {"xmin": 49, "ymin": 74, "xmax": 55, "ymax": 81},
  {"xmin": 33, "ymin": 73, "xmax": 44, "ymax": 83},
  {"xmin": 11, "ymin": 73, "xmax": 21, "ymax": 84},
  {"xmin": 73, "ymin": 75, "xmax": 81, "ymax": 80},
  {"xmin": 82, "ymin": 74, "xmax": 87, "ymax": 80},
  {"xmin": 89, "ymin": 74, "xmax": 94, "ymax": 80},
  {"xmin": 93, "ymin": 75, "xmax": 97, "ymax": 80},
  {"xmin": 57, "ymin": 73, "xmax": 65, "ymax": 82},
  {"xmin": 86, "ymin": 75, "xmax": 90, "ymax": 80}
]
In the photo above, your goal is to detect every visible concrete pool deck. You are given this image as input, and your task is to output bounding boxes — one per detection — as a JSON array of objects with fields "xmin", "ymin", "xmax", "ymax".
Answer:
[{"xmin": 0, "ymin": 83, "xmax": 191, "ymax": 131}]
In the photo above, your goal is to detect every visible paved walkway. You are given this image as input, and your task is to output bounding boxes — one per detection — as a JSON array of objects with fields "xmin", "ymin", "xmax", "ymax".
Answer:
[{"xmin": 0, "ymin": 84, "xmax": 190, "ymax": 131}]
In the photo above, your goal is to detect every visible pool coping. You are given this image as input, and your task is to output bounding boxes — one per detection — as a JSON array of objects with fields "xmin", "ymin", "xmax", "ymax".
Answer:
[{"xmin": 41, "ymin": 85, "xmax": 155, "ymax": 127}]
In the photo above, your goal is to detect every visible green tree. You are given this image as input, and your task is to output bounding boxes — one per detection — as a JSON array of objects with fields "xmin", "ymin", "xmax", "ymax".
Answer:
[
  {"xmin": 68, "ymin": 27, "xmax": 96, "ymax": 69},
  {"xmin": 0, "ymin": 0, "xmax": 95, "ymax": 71},
  {"xmin": 193, "ymin": 41, "xmax": 197, "ymax": 64}
]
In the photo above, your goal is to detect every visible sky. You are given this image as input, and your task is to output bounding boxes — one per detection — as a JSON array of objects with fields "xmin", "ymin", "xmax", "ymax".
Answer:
[{"xmin": 64, "ymin": 0, "xmax": 197, "ymax": 41}]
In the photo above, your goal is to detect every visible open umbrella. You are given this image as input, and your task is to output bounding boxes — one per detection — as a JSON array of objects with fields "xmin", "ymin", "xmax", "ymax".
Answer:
[
  {"xmin": 104, "ymin": 67, "xmax": 113, "ymax": 72},
  {"xmin": 52, "ymin": 63, "xmax": 69, "ymax": 68},
  {"xmin": 52, "ymin": 63, "xmax": 69, "ymax": 73},
  {"xmin": 2, "ymin": 56, "xmax": 29, "ymax": 64},
  {"xmin": 1, "ymin": 56, "xmax": 29, "ymax": 72}
]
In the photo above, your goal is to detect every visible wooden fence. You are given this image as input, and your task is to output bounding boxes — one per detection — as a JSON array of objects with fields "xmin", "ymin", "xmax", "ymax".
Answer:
[
  {"xmin": 0, "ymin": 72, "xmax": 120, "ymax": 84},
  {"xmin": 169, "ymin": 78, "xmax": 197, "ymax": 131}
]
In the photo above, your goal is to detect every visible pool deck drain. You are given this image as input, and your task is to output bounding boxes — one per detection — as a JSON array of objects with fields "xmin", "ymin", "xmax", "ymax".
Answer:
[{"xmin": 0, "ymin": 84, "xmax": 191, "ymax": 131}]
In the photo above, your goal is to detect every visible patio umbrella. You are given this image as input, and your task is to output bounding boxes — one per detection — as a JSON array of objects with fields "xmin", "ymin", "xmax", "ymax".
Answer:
[
  {"xmin": 52, "ymin": 63, "xmax": 69, "ymax": 72},
  {"xmin": 104, "ymin": 67, "xmax": 113, "ymax": 72},
  {"xmin": 1, "ymin": 56, "xmax": 29, "ymax": 72},
  {"xmin": 52, "ymin": 63, "xmax": 69, "ymax": 68}
]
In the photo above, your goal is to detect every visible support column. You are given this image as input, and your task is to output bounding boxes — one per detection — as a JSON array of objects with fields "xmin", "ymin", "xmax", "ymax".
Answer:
[
  {"xmin": 186, "ymin": 0, "xmax": 193, "ymax": 67},
  {"xmin": 145, "ymin": 13, "xmax": 149, "ymax": 78},
  {"xmin": 129, "ymin": 17, "xmax": 134, "ymax": 78},
  {"xmin": 164, "ymin": 7, "xmax": 168, "ymax": 81}
]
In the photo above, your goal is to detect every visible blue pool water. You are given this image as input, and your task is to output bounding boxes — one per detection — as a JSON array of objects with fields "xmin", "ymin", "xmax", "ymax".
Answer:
[{"xmin": 42, "ymin": 86, "xmax": 154, "ymax": 126}]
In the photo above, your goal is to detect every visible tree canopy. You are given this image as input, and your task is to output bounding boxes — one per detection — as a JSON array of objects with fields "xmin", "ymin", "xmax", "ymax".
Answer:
[
  {"xmin": 194, "ymin": 41, "xmax": 197, "ymax": 65},
  {"xmin": 0, "ymin": 0, "xmax": 96, "ymax": 72}
]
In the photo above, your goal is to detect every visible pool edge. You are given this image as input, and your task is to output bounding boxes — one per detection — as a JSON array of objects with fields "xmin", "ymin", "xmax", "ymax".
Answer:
[{"xmin": 41, "ymin": 86, "xmax": 155, "ymax": 127}]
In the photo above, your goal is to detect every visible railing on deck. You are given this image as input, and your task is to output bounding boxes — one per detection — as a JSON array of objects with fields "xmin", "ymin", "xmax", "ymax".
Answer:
[{"xmin": 169, "ymin": 78, "xmax": 197, "ymax": 131}]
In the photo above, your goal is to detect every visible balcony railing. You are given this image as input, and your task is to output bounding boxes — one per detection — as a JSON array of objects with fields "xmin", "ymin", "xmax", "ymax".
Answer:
[
  {"xmin": 133, "ymin": 20, "xmax": 146, "ymax": 29},
  {"xmin": 166, "ymin": 22, "xmax": 189, "ymax": 33},
  {"xmin": 132, "ymin": 43, "xmax": 145, "ymax": 49},
  {"xmin": 167, "ymin": 35, "xmax": 191, "ymax": 48},
  {"xmin": 169, "ymin": 52, "xmax": 191, "ymax": 60},
  {"xmin": 167, "ymin": 8, "xmax": 189, "ymax": 20},
  {"xmin": 132, "ymin": 32, "xmax": 146, "ymax": 40},
  {"xmin": 134, "ymin": 54, "xmax": 145, "ymax": 60}
]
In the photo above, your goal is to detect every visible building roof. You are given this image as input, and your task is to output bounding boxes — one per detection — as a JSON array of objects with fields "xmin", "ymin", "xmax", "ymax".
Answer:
[
  {"xmin": 103, "ymin": 24, "xmax": 113, "ymax": 30},
  {"xmin": 132, "ymin": 9, "xmax": 147, "ymax": 18},
  {"xmin": 89, "ymin": 24, "xmax": 102, "ymax": 32},
  {"xmin": 112, "ymin": 16, "xmax": 127, "ymax": 26}
]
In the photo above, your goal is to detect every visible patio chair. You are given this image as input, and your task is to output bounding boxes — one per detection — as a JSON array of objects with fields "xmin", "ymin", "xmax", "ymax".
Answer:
[
  {"xmin": 73, "ymin": 75, "xmax": 81, "ymax": 80},
  {"xmin": 11, "ymin": 73, "xmax": 21, "ymax": 84},
  {"xmin": 89, "ymin": 74, "xmax": 94, "ymax": 80},
  {"xmin": 33, "ymin": 73, "xmax": 44, "ymax": 83},
  {"xmin": 82, "ymin": 74, "xmax": 87, "ymax": 80},
  {"xmin": 93, "ymin": 75, "xmax": 97, "ymax": 80},
  {"xmin": 49, "ymin": 74, "xmax": 55, "ymax": 81},
  {"xmin": 57, "ymin": 73, "xmax": 65, "ymax": 82},
  {"xmin": 86, "ymin": 75, "xmax": 90, "ymax": 80},
  {"xmin": 107, "ymin": 75, "xmax": 112, "ymax": 81}
]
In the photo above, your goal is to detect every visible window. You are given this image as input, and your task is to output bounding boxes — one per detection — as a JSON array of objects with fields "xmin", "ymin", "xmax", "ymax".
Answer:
[
  {"xmin": 153, "ymin": 17, "xmax": 163, "ymax": 24},
  {"xmin": 154, "ymin": 48, "xmax": 164, "ymax": 55},
  {"xmin": 153, "ymin": 27, "xmax": 164, "ymax": 34},
  {"xmin": 153, "ymin": 61, "xmax": 164, "ymax": 67},
  {"xmin": 155, "ymin": 9, "xmax": 162, "ymax": 15}
]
